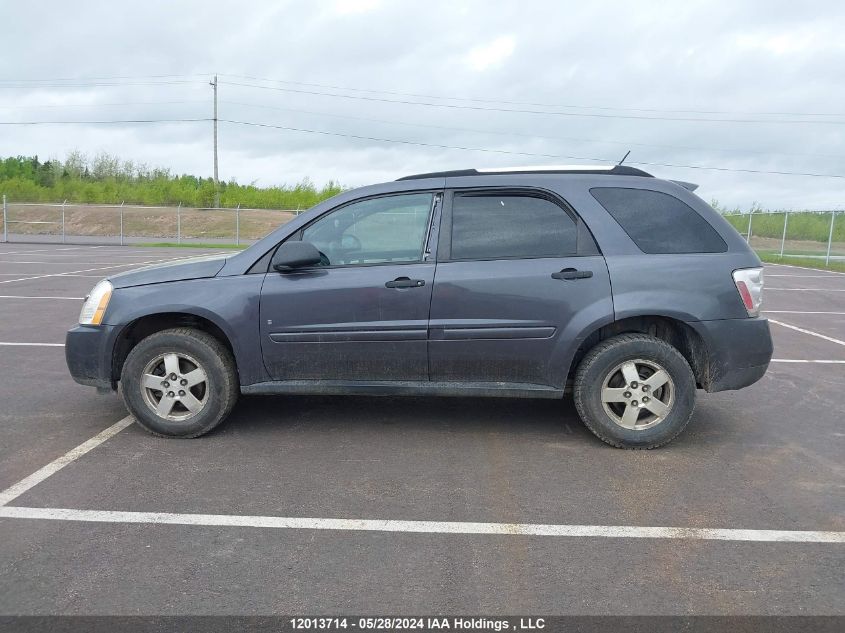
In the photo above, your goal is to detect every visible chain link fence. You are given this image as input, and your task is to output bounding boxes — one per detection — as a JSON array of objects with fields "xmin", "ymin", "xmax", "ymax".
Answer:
[
  {"xmin": 722, "ymin": 210, "xmax": 845, "ymax": 264},
  {"xmin": 1, "ymin": 196, "xmax": 299, "ymax": 246},
  {"xmin": 3, "ymin": 196, "xmax": 843, "ymax": 263}
]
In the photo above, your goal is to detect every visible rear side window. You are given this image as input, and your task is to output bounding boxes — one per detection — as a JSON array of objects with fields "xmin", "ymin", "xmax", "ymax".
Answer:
[
  {"xmin": 450, "ymin": 193, "xmax": 577, "ymax": 260},
  {"xmin": 590, "ymin": 187, "xmax": 727, "ymax": 254}
]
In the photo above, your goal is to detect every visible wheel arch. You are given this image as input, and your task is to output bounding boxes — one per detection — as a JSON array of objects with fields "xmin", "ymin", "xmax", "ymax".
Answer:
[
  {"xmin": 567, "ymin": 314, "xmax": 713, "ymax": 390},
  {"xmin": 111, "ymin": 311, "xmax": 237, "ymax": 386}
]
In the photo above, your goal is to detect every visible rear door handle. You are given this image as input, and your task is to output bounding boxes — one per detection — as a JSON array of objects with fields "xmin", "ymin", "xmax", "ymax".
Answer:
[
  {"xmin": 551, "ymin": 268, "xmax": 593, "ymax": 280},
  {"xmin": 385, "ymin": 277, "xmax": 426, "ymax": 288}
]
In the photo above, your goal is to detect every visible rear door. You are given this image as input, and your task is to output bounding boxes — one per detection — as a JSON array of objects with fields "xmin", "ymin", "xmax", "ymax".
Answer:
[
  {"xmin": 429, "ymin": 189, "xmax": 612, "ymax": 387},
  {"xmin": 259, "ymin": 191, "xmax": 440, "ymax": 381}
]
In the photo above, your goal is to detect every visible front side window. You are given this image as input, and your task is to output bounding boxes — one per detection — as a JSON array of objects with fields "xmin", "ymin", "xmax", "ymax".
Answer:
[
  {"xmin": 302, "ymin": 193, "xmax": 434, "ymax": 266},
  {"xmin": 450, "ymin": 193, "xmax": 577, "ymax": 260}
]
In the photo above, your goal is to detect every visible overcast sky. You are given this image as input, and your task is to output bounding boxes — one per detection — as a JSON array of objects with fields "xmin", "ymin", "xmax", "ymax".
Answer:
[{"xmin": 1, "ymin": 0, "xmax": 844, "ymax": 209}]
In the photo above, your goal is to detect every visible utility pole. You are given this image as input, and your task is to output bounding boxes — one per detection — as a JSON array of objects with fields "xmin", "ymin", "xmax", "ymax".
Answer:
[{"xmin": 210, "ymin": 74, "xmax": 220, "ymax": 208}]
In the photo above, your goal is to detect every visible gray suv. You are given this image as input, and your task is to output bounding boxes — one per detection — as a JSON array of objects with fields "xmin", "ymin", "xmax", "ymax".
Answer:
[{"xmin": 66, "ymin": 166, "xmax": 773, "ymax": 448}]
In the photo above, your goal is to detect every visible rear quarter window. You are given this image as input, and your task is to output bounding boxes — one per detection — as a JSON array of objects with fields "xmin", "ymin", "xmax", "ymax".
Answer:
[{"xmin": 590, "ymin": 187, "xmax": 727, "ymax": 254}]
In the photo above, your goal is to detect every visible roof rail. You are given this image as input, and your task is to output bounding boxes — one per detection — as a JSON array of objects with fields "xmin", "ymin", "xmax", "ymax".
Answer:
[{"xmin": 397, "ymin": 165, "xmax": 653, "ymax": 181}]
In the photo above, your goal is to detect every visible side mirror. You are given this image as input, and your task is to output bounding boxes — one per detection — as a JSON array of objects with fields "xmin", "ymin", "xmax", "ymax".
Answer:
[{"xmin": 272, "ymin": 241, "xmax": 322, "ymax": 272}]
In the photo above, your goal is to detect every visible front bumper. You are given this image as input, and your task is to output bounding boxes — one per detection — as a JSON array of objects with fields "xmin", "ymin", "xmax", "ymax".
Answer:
[
  {"xmin": 688, "ymin": 317, "xmax": 773, "ymax": 392},
  {"xmin": 65, "ymin": 324, "xmax": 118, "ymax": 390}
]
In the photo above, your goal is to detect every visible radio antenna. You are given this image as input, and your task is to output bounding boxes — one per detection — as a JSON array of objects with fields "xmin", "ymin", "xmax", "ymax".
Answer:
[{"xmin": 617, "ymin": 150, "xmax": 631, "ymax": 166}]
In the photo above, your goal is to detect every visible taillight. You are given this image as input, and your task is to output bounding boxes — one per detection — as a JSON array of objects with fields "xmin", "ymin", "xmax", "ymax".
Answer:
[{"xmin": 732, "ymin": 267, "xmax": 764, "ymax": 317}]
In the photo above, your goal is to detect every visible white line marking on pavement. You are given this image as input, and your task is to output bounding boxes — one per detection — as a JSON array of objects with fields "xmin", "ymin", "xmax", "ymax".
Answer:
[
  {"xmin": 0, "ymin": 255, "xmax": 201, "ymax": 284},
  {"xmin": 0, "ymin": 272, "xmax": 107, "ymax": 276},
  {"xmin": 0, "ymin": 247, "xmax": 103, "ymax": 256},
  {"xmin": 0, "ymin": 273, "xmax": 104, "ymax": 278},
  {"xmin": 0, "ymin": 295, "xmax": 84, "ymax": 300},
  {"xmin": 765, "ymin": 311, "xmax": 845, "ymax": 315},
  {"xmin": 83, "ymin": 250, "xmax": 217, "ymax": 255},
  {"xmin": 770, "ymin": 359, "xmax": 845, "ymax": 364},
  {"xmin": 0, "ymin": 416, "xmax": 134, "ymax": 506},
  {"xmin": 766, "ymin": 274, "xmax": 843, "ymax": 278},
  {"xmin": 769, "ymin": 319, "xmax": 845, "ymax": 347},
  {"xmin": 766, "ymin": 263, "xmax": 845, "ymax": 276},
  {"xmin": 0, "ymin": 506, "xmax": 842, "ymax": 543},
  {"xmin": 0, "ymin": 409, "xmax": 841, "ymax": 544},
  {"xmin": 0, "ymin": 342, "xmax": 64, "ymax": 347},
  {"xmin": 766, "ymin": 288, "xmax": 845, "ymax": 291},
  {"xmin": 0, "ymin": 264, "xmax": 144, "ymax": 284},
  {"xmin": 0, "ymin": 261, "xmax": 152, "ymax": 265},
  {"xmin": 0, "ymin": 253, "xmax": 220, "ymax": 260}
]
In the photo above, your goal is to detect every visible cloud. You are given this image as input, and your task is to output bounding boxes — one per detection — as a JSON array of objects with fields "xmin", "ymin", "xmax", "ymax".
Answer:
[
  {"xmin": 0, "ymin": 0, "xmax": 843, "ymax": 209},
  {"xmin": 465, "ymin": 35, "xmax": 516, "ymax": 71},
  {"xmin": 736, "ymin": 31, "xmax": 814, "ymax": 55},
  {"xmin": 332, "ymin": 0, "xmax": 380, "ymax": 15}
]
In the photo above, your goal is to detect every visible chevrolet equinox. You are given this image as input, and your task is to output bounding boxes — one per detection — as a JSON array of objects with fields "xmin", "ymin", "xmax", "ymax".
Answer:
[{"xmin": 66, "ymin": 166, "xmax": 773, "ymax": 448}]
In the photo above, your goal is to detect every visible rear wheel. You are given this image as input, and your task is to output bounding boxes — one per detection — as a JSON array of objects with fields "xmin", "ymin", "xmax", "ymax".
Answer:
[
  {"xmin": 573, "ymin": 334, "xmax": 696, "ymax": 449},
  {"xmin": 120, "ymin": 328, "xmax": 238, "ymax": 438}
]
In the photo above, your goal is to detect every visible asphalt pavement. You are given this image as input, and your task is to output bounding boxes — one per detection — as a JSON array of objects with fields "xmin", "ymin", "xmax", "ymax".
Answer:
[{"xmin": 0, "ymin": 244, "xmax": 842, "ymax": 616}]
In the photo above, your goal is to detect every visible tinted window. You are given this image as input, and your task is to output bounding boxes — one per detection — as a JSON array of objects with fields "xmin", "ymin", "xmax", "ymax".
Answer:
[
  {"xmin": 302, "ymin": 193, "xmax": 433, "ymax": 266},
  {"xmin": 450, "ymin": 194, "xmax": 577, "ymax": 260},
  {"xmin": 591, "ymin": 187, "xmax": 727, "ymax": 254}
]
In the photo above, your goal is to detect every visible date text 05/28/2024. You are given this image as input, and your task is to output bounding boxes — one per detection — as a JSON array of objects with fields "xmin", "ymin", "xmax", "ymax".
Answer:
[{"xmin": 289, "ymin": 617, "xmax": 546, "ymax": 630}]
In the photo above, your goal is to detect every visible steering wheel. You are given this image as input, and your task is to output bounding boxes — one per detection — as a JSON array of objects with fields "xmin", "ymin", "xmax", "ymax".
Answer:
[{"xmin": 341, "ymin": 234, "xmax": 362, "ymax": 252}]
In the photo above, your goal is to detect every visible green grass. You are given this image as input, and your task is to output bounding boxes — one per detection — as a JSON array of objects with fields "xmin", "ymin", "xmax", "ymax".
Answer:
[
  {"xmin": 724, "ymin": 212, "xmax": 844, "ymax": 242},
  {"xmin": 757, "ymin": 252, "xmax": 845, "ymax": 273},
  {"xmin": 137, "ymin": 242, "xmax": 248, "ymax": 249},
  {"xmin": 756, "ymin": 248, "xmax": 835, "ymax": 257}
]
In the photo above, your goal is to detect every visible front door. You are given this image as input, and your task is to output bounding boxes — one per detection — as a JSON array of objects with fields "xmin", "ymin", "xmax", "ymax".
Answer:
[
  {"xmin": 260, "ymin": 192, "xmax": 439, "ymax": 381},
  {"xmin": 429, "ymin": 189, "xmax": 612, "ymax": 387}
]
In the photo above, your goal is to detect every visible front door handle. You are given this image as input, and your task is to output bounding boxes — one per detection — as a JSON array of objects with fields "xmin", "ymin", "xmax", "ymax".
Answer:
[
  {"xmin": 551, "ymin": 268, "xmax": 593, "ymax": 280},
  {"xmin": 385, "ymin": 277, "xmax": 426, "ymax": 288}
]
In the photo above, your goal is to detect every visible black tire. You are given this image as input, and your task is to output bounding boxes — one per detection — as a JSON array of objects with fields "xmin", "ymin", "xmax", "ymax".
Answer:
[
  {"xmin": 120, "ymin": 327, "xmax": 238, "ymax": 438},
  {"xmin": 573, "ymin": 334, "xmax": 696, "ymax": 449}
]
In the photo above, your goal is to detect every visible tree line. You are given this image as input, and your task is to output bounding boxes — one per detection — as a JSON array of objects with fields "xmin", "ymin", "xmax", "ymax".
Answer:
[{"xmin": 0, "ymin": 153, "xmax": 344, "ymax": 210}]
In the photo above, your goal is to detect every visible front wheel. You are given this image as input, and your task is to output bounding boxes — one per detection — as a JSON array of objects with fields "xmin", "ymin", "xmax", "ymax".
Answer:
[
  {"xmin": 120, "ymin": 328, "xmax": 238, "ymax": 438},
  {"xmin": 573, "ymin": 334, "xmax": 696, "ymax": 449}
]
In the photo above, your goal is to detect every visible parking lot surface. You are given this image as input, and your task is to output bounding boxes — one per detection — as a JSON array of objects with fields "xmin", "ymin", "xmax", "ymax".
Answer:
[{"xmin": 0, "ymin": 244, "xmax": 843, "ymax": 615}]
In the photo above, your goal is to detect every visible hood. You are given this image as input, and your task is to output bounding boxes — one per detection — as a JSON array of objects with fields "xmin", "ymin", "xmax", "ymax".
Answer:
[{"xmin": 109, "ymin": 254, "xmax": 230, "ymax": 289}]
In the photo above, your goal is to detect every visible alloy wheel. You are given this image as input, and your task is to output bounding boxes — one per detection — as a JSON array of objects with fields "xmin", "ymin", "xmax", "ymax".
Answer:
[
  {"xmin": 140, "ymin": 352, "xmax": 209, "ymax": 421},
  {"xmin": 600, "ymin": 358, "xmax": 675, "ymax": 430}
]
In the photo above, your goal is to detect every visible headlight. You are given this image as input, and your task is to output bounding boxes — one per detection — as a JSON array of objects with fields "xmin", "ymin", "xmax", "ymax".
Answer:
[{"xmin": 79, "ymin": 280, "xmax": 113, "ymax": 325}]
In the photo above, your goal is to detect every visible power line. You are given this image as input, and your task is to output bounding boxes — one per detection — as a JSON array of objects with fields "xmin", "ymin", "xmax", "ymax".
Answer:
[
  {"xmin": 2, "ymin": 114, "xmax": 842, "ymax": 178},
  {"xmin": 219, "ymin": 80, "xmax": 845, "ymax": 125},
  {"xmin": 625, "ymin": 159, "xmax": 845, "ymax": 179},
  {"xmin": 0, "ymin": 73, "xmax": 209, "ymax": 83},
  {"xmin": 0, "ymin": 81, "xmax": 204, "ymax": 89},
  {"xmin": 221, "ymin": 118, "xmax": 607, "ymax": 162},
  {"xmin": 222, "ymin": 99, "xmax": 845, "ymax": 161},
  {"xmin": 218, "ymin": 73, "xmax": 845, "ymax": 118},
  {"xmin": 219, "ymin": 119, "xmax": 845, "ymax": 179},
  {"xmin": 2, "ymin": 91, "xmax": 838, "ymax": 157},
  {"xmin": 0, "ymin": 118, "xmax": 210, "ymax": 125},
  {"xmin": 5, "ymin": 72, "xmax": 842, "ymax": 118},
  {"xmin": 0, "ymin": 100, "xmax": 207, "ymax": 110}
]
